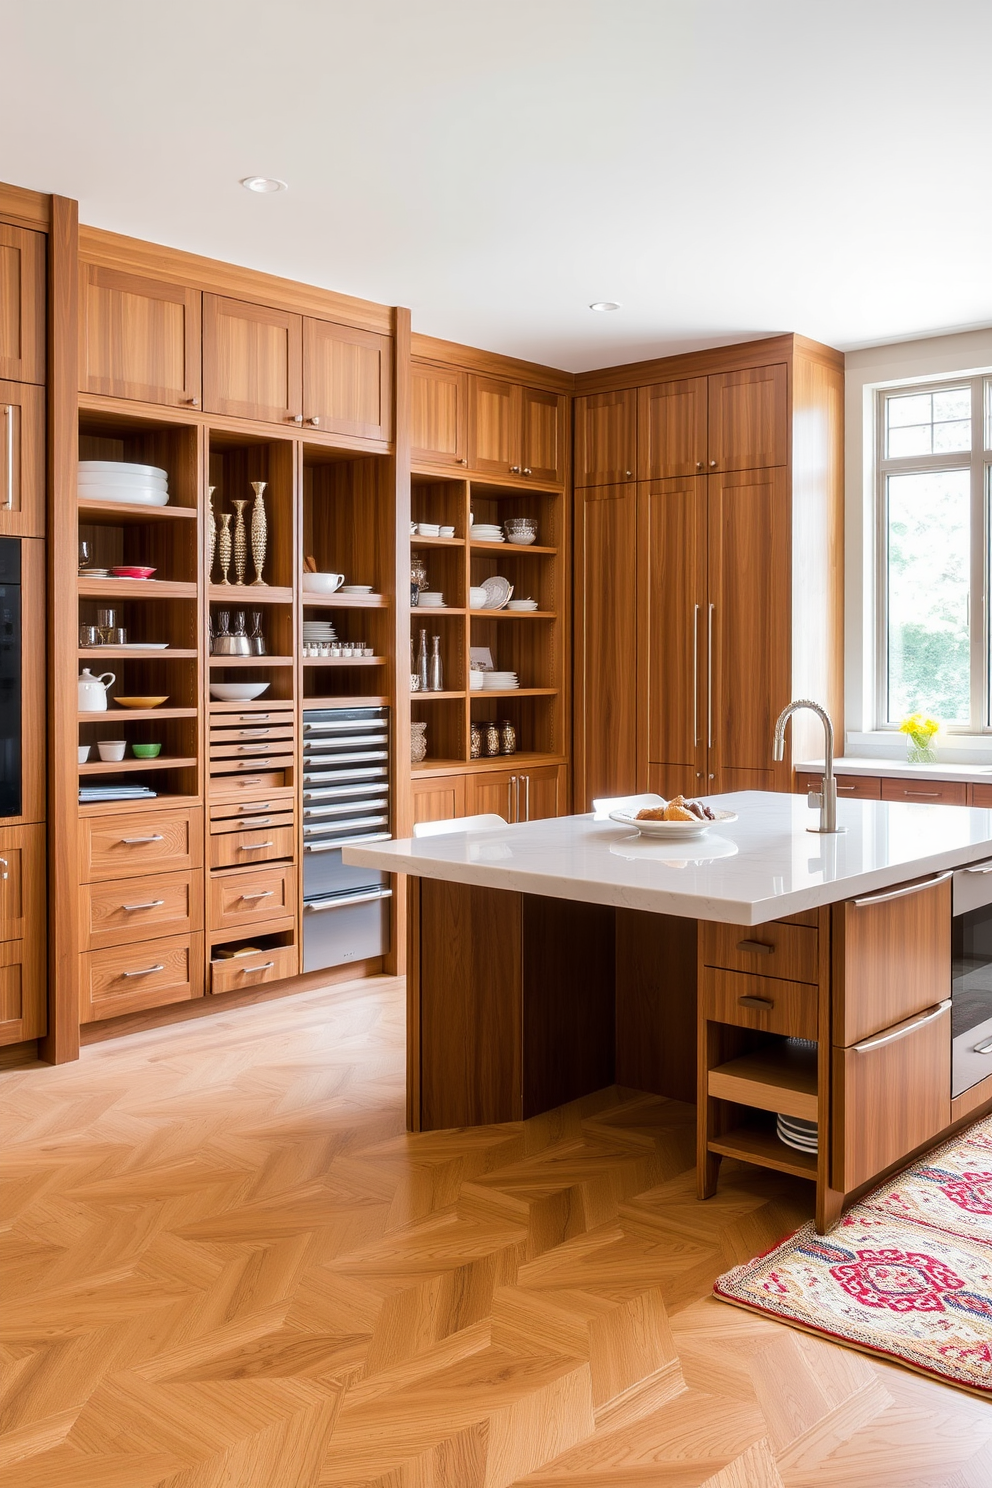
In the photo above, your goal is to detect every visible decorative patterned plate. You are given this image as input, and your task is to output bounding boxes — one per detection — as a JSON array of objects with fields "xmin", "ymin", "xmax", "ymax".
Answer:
[{"xmin": 480, "ymin": 576, "xmax": 513, "ymax": 610}]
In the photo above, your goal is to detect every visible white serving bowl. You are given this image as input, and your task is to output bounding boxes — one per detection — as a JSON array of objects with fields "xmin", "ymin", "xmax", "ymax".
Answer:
[
  {"xmin": 302, "ymin": 572, "xmax": 345, "ymax": 594},
  {"xmin": 97, "ymin": 740, "xmax": 127, "ymax": 762},
  {"xmin": 79, "ymin": 460, "xmax": 168, "ymax": 479},
  {"xmin": 506, "ymin": 533, "xmax": 537, "ymax": 545},
  {"xmin": 78, "ymin": 468, "xmax": 168, "ymax": 485},
  {"xmin": 209, "ymin": 682, "xmax": 271, "ymax": 702},
  {"xmin": 469, "ymin": 587, "xmax": 488, "ymax": 609}
]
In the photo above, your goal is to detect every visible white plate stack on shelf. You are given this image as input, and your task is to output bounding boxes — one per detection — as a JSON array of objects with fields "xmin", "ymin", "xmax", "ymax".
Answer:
[
  {"xmin": 78, "ymin": 460, "xmax": 170, "ymax": 507},
  {"xmin": 483, "ymin": 671, "xmax": 519, "ymax": 690},
  {"xmin": 507, "ymin": 598, "xmax": 538, "ymax": 611},
  {"xmin": 471, "ymin": 522, "xmax": 504, "ymax": 543},
  {"xmin": 776, "ymin": 1114, "xmax": 818, "ymax": 1154},
  {"xmin": 302, "ymin": 619, "xmax": 338, "ymax": 645}
]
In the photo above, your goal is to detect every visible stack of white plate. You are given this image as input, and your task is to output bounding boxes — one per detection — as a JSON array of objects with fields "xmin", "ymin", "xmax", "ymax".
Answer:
[
  {"xmin": 471, "ymin": 523, "xmax": 504, "ymax": 543},
  {"xmin": 776, "ymin": 1114, "xmax": 818, "ymax": 1154},
  {"xmin": 78, "ymin": 460, "xmax": 170, "ymax": 506},
  {"xmin": 507, "ymin": 598, "xmax": 538, "ymax": 610},
  {"xmin": 302, "ymin": 620, "xmax": 338, "ymax": 642},
  {"xmin": 483, "ymin": 671, "xmax": 519, "ymax": 690}
]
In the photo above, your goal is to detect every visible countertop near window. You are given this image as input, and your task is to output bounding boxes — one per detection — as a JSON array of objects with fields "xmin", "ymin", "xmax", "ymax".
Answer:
[
  {"xmin": 797, "ymin": 756, "xmax": 992, "ymax": 785},
  {"xmin": 343, "ymin": 789, "xmax": 992, "ymax": 926}
]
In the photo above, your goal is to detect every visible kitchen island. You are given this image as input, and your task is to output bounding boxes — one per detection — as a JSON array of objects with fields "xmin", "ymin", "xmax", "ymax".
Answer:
[{"xmin": 345, "ymin": 791, "xmax": 992, "ymax": 1230}]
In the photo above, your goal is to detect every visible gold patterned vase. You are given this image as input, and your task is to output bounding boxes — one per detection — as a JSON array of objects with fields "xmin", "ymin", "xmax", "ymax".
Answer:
[
  {"xmin": 231, "ymin": 499, "xmax": 249, "ymax": 586},
  {"xmin": 250, "ymin": 481, "xmax": 268, "ymax": 586},
  {"xmin": 217, "ymin": 512, "xmax": 232, "ymax": 585},
  {"xmin": 206, "ymin": 486, "xmax": 217, "ymax": 581}
]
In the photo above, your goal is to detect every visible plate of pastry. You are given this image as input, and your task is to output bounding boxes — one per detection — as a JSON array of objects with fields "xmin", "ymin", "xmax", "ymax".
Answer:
[{"xmin": 609, "ymin": 794, "xmax": 738, "ymax": 839}]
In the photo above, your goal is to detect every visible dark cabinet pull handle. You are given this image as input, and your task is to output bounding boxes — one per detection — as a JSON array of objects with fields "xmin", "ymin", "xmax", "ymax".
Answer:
[
  {"xmin": 739, "ymin": 995, "xmax": 774, "ymax": 1009},
  {"xmin": 736, "ymin": 939, "xmax": 773, "ymax": 954}
]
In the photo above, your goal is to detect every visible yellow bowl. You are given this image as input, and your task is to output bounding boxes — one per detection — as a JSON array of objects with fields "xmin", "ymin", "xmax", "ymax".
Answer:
[{"xmin": 114, "ymin": 696, "xmax": 168, "ymax": 709}]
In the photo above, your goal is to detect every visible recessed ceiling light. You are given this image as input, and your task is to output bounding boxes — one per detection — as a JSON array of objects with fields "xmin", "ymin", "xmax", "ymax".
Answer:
[
  {"xmin": 589, "ymin": 301, "xmax": 621, "ymax": 312},
  {"xmin": 241, "ymin": 176, "xmax": 287, "ymax": 194}
]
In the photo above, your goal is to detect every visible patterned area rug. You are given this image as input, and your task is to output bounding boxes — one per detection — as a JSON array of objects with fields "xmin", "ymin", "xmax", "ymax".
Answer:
[{"xmin": 715, "ymin": 1114, "xmax": 992, "ymax": 1396}]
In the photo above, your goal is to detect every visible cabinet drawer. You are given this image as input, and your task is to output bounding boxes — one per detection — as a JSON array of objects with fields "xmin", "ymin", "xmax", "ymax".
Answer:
[
  {"xmin": 796, "ymin": 772, "xmax": 881, "ymax": 801},
  {"xmin": 832, "ymin": 1001, "xmax": 950, "ymax": 1192},
  {"xmin": 210, "ymin": 810, "xmax": 295, "ymax": 835},
  {"xmin": 208, "ymin": 723, "xmax": 295, "ymax": 744},
  {"xmin": 82, "ymin": 870, "xmax": 202, "ymax": 950},
  {"xmin": 880, "ymin": 778, "xmax": 968, "ymax": 807},
  {"xmin": 210, "ymin": 789, "xmax": 295, "ymax": 822},
  {"xmin": 209, "ymin": 825, "xmax": 295, "ymax": 869},
  {"xmin": 971, "ymin": 784, "xmax": 992, "ymax": 808},
  {"xmin": 210, "ymin": 739, "xmax": 295, "ymax": 761},
  {"xmin": 80, "ymin": 933, "xmax": 203, "ymax": 1024},
  {"xmin": 210, "ymin": 754, "xmax": 294, "ymax": 777},
  {"xmin": 702, "ymin": 920, "xmax": 818, "ymax": 984},
  {"xmin": 702, "ymin": 967, "xmax": 817, "ymax": 1040},
  {"xmin": 209, "ymin": 770, "xmax": 287, "ymax": 800},
  {"xmin": 79, "ymin": 809, "xmax": 202, "ymax": 883},
  {"xmin": 210, "ymin": 943, "xmax": 298, "ymax": 995},
  {"xmin": 209, "ymin": 864, "xmax": 297, "ymax": 931}
]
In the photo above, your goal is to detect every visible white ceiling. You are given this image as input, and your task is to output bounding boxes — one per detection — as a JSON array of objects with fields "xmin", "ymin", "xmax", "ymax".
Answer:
[{"xmin": 3, "ymin": 0, "xmax": 991, "ymax": 372}]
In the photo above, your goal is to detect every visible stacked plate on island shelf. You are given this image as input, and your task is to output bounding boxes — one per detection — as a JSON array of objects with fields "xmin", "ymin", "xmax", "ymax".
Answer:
[
  {"xmin": 482, "ymin": 671, "xmax": 519, "ymax": 690},
  {"xmin": 78, "ymin": 460, "xmax": 170, "ymax": 506},
  {"xmin": 776, "ymin": 1114, "xmax": 818, "ymax": 1155}
]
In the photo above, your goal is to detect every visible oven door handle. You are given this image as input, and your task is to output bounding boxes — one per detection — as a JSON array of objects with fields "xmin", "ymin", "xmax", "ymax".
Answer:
[
  {"xmin": 852, "ymin": 999, "xmax": 951, "ymax": 1053},
  {"xmin": 304, "ymin": 831, "xmax": 391, "ymax": 853},
  {"xmin": 304, "ymin": 888, "xmax": 393, "ymax": 912},
  {"xmin": 852, "ymin": 870, "xmax": 952, "ymax": 908}
]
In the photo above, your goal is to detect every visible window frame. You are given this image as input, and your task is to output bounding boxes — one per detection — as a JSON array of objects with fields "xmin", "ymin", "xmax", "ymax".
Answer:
[{"xmin": 874, "ymin": 374, "xmax": 991, "ymax": 731}]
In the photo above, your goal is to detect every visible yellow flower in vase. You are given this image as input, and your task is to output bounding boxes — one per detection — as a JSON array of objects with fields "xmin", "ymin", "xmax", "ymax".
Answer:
[{"xmin": 898, "ymin": 713, "xmax": 940, "ymax": 765}]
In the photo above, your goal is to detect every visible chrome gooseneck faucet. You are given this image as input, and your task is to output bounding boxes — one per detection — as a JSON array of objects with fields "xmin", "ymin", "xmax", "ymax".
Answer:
[{"xmin": 773, "ymin": 699, "xmax": 845, "ymax": 834}]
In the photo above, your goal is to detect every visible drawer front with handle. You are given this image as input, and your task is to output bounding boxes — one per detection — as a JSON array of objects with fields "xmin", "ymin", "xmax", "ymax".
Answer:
[
  {"xmin": 880, "ymin": 778, "xmax": 968, "ymax": 807},
  {"xmin": 210, "ymin": 789, "xmax": 295, "ymax": 822},
  {"xmin": 796, "ymin": 772, "xmax": 881, "ymax": 801},
  {"xmin": 209, "ymin": 864, "xmax": 296, "ymax": 931},
  {"xmin": 210, "ymin": 739, "xmax": 296, "ymax": 760},
  {"xmin": 210, "ymin": 755, "xmax": 295, "ymax": 780},
  {"xmin": 209, "ymin": 825, "xmax": 296, "ymax": 869},
  {"xmin": 832, "ymin": 999, "xmax": 951, "ymax": 1191},
  {"xmin": 81, "ymin": 870, "xmax": 203, "ymax": 950},
  {"xmin": 702, "ymin": 967, "xmax": 817, "ymax": 1040},
  {"xmin": 702, "ymin": 920, "xmax": 818, "ymax": 985},
  {"xmin": 210, "ymin": 942, "xmax": 298, "ymax": 995},
  {"xmin": 80, "ymin": 809, "xmax": 203, "ymax": 883},
  {"xmin": 210, "ymin": 810, "xmax": 295, "ymax": 836},
  {"xmin": 208, "ymin": 724, "xmax": 295, "ymax": 745},
  {"xmin": 80, "ymin": 932, "xmax": 203, "ymax": 1023},
  {"xmin": 834, "ymin": 872, "xmax": 951, "ymax": 1046},
  {"xmin": 209, "ymin": 770, "xmax": 287, "ymax": 801}
]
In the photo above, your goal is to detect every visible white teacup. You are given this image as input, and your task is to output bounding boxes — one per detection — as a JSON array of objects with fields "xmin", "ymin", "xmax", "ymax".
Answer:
[
  {"xmin": 98, "ymin": 740, "xmax": 127, "ymax": 761},
  {"xmin": 78, "ymin": 744, "xmax": 91, "ymax": 763},
  {"xmin": 303, "ymin": 572, "xmax": 345, "ymax": 594}
]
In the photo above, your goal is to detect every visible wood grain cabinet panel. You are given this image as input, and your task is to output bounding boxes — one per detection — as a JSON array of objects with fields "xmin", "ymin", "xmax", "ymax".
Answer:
[
  {"xmin": 518, "ymin": 765, "xmax": 562, "ymax": 822},
  {"xmin": 702, "ymin": 966, "xmax": 818, "ymax": 1040},
  {"xmin": 0, "ymin": 934, "xmax": 46, "ymax": 1046},
  {"xmin": 411, "ymin": 773, "xmax": 466, "ymax": 827},
  {"xmin": 79, "ymin": 808, "xmax": 203, "ymax": 883},
  {"xmin": 210, "ymin": 942, "xmax": 298, "ymax": 995},
  {"xmin": 303, "ymin": 318, "xmax": 392, "ymax": 442},
  {"xmin": 707, "ymin": 364, "xmax": 788, "ymax": 472},
  {"xmin": 796, "ymin": 771, "xmax": 881, "ymax": 800},
  {"xmin": 0, "ymin": 224, "xmax": 45, "ymax": 384},
  {"xmin": 520, "ymin": 386, "xmax": 566, "ymax": 485},
  {"xmin": 0, "ymin": 380, "xmax": 44, "ymax": 536},
  {"xmin": 833, "ymin": 873, "xmax": 951, "ymax": 1047},
  {"xmin": 880, "ymin": 777, "xmax": 968, "ymax": 807},
  {"xmin": 0, "ymin": 823, "xmax": 44, "ymax": 945},
  {"xmin": 78, "ymin": 263, "xmax": 200, "ymax": 407},
  {"xmin": 468, "ymin": 375, "xmax": 517, "ymax": 477},
  {"xmin": 411, "ymin": 360, "xmax": 467, "ymax": 468},
  {"xmin": 81, "ymin": 870, "xmax": 202, "ymax": 951},
  {"xmin": 832, "ymin": 1001, "xmax": 950, "ymax": 1192},
  {"xmin": 573, "ymin": 389, "xmax": 636, "ymax": 488},
  {"xmin": 637, "ymin": 378, "xmax": 707, "ymax": 480},
  {"xmin": 702, "ymin": 919, "xmax": 818, "ymax": 984},
  {"xmin": 202, "ymin": 294, "xmax": 302, "ymax": 424},
  {"xmin": 209, "ymin": 825, "xmax": 295, "ymax": 870},
  {"xmin": 208, "ymin": 863, "xmax": 296, "ymax": 932},
  {"xmin": 80, "ymin": 933, "xmax": 203, "ymax": 1024},
  {"xmin": 464, "ymin": 768, "xmax": 522, "ymax": 823},
  {"xmin": 971, "ymin": 784, "xmax": 992, "ymax": 808}
]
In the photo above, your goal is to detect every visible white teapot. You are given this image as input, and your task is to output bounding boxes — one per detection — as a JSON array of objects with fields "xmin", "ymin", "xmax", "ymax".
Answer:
[{"xmin": 78, "ymin": 668, "xmax": 116, "ymax": 712}]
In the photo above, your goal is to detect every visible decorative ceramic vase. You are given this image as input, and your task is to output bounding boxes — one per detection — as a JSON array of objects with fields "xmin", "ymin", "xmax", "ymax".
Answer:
[
  {"xmin": 249, "ymin": 481, "xmax": 268, "ymax": 586},
  {"xmin": 410, "ymin": 721, "xmax": 428, "ymax": 765},
  {"xmin": 470, "ymin": 722, "xmax": 482, "ymax": 759},
  {"xmin": 428, "ymin": 635, "xmax": 443, "ymax": 692},
  {"xmin": 217, "ymin": 513, "xmax": 232, "ymax": 585},
  {"xmin": 206, "ymin": 486, "xmax": 216, "ymax": 580},
  {"xmin": 417, "ymin": 629, "xmax": 429, "ymax": 692},
  {"xmin": 231, "ymin": 500, "xmax": 249, "ymax": 586},
  {"xmin": 500, "ymin": 719, "xmax": 517, "ymax": 755},
  {"xmin": 484, "ymin": 722, "xmax": 500, "ymax": 757}
]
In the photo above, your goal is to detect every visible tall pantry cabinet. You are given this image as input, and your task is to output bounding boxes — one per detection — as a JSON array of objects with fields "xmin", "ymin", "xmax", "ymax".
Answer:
[{"xmin": 573, "ymin": 337, "xmax": 843, "ymax": 809}]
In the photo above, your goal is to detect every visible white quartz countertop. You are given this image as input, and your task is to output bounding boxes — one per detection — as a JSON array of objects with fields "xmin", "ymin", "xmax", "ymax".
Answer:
[
  {"xmin": 343, "ymin": 790, "xmax": 992, "ymax": 925},
  {"xmin": 796, "ymin": 756, "xmax": 992, "ymax": 785}
]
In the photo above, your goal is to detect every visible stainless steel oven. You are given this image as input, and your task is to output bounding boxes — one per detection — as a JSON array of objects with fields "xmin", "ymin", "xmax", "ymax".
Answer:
[{"xmin": 952, "ymin": 860, "xmax": 992, "ymax": 1095}]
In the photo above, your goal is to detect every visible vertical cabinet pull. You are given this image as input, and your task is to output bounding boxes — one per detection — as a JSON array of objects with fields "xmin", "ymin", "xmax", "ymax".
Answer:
[
  {"xmin": 3, "ymin": 405, "xmax": 13, "ymax": 509},
  {"xmin": 524, "ymin": 774, "xmax": 530, "ymax": 822},
  {"xmin": 707, "ymin": 603, "xmax": 715, "ymax": 749},
  {"xmin": 692, "ymin": 603, "xmax": 700, "ymax": 746}
]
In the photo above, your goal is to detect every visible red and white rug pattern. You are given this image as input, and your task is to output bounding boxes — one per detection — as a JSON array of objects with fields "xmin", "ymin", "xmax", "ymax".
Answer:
[{"xmin": 715, "ymin": 1115, "xmax": 992, "ymax": 1394}]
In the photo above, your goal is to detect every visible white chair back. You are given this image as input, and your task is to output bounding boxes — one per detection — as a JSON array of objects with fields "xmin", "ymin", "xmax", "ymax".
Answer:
[
  {"xmin": 591, "ymin": 792, "xmax": 665, "ymax": 821},
  {"xmin": 412, "ymin": 813, "xmax": 508, "ymax": 838}
]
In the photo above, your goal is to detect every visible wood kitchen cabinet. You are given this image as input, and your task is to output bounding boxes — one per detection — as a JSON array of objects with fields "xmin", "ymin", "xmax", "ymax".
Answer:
[
  {"xmin": 0, "ymin": 224, "xmax": 45, "ymax": 385},
  {"xmin": 411, "ymin": 360, "xmax": 468, "ymax": 468},
  {"xmin": 637, "ymin": 377, "xmax": 707, "ymax": 480},
  {"xmin": 303, "ymin": 318, "xmax": 392, "ymax": 442},
  {"xmin": 0, "ymin": 379, "xmax": 44, "ymax": 536},
  {"xmin": 468, "ymin": 376, "xmax": 566, "ymax": 485},
  {"xmin": 0, "ymin": 822, "xmax": 46, "ymax": 1046},
  {"xmin": 573, "ymin": 389, "xmax": 636, "ymax": 487},
  {"xmin": 411, "ymin": 772, "xmax": 466, "ymax": 826},
  {"xmin": 465, "ymin": 764, "xmax": 563, "ymax": 823},
  {"xmin": 78, "ymin": 263, "xmax": 201, "ymax": 407},
  {"xmin": 574, "ymin": 484, "xmax": 638, "ymax": 802},
  {"xmin": 708, "ymin": 364, "xmax": 788, "ymax": 472},
  {"xmin": 202, "ymin": 295, "xmax": 302, "ymax": 424}
]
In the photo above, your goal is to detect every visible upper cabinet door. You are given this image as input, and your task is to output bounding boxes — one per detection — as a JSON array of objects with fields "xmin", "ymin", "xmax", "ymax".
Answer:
[
  {"xmin": 520, "ymin": 387, "xmax": 566, "ymax": 486},
  {"xmin": 202, "ymin": 295, "xmax": 302, "ymax": 425},
  {"xmin": 0, "ymin": 381, "xmax": 44, "ymax": 537},
  {"xmin": 637, "ymin": 378, "xmax": 707, "ymax": 480},
  {"xmin": 411, "ymin": 360, "xmax": 467, "ymax": 468},
  {"xmin": 708, "ymin": 364, "xmax": 788, "ymax": 472},
  {"xmin": 468, "ymin": 375, "xmax": 518, "ymax": 477},
  {"xmin": 573, "ymin": 389, "xmax": 636, "ymax": 488},
  {"xmin": 303, "ymin": 319, "xmax": 393, "ymax": 442},
  {"xmin": 0, "ymin": 226, "xmax": 45, "ymax": 385},
  {"xmin": 79, "ymin": 264, "xmax": 201, "ymax": 408}
]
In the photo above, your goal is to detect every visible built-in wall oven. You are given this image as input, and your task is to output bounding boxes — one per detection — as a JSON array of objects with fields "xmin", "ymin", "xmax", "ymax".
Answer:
[
  {"xmin": 301, "ymin": 707, "xmax": 391, "ymax": 972},
  {"xmin": 952, "ymin": 861, "xmax": 992, "ymax": 1095}
]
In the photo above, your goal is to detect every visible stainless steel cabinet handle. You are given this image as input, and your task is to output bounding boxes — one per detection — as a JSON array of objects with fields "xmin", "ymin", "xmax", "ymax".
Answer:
[
  {"xmin": 121, "ymin": 964, "xmax": 165, "ymax": 978},
  {"xmin": 709, "ymin": 459, "xmax": 717, "ymax": 468},
  {"xmin": 239, "ymin": 889, "xmax": 274, "ymax": 901},
  {"xmin": 524, "ymin": 774, "xmax": 530, "ymax": 822},
  {"xmin": 853, "ymin": 999, "xmax": 951, "ymax": 1052},
  {"xmin": 852, "ymin": 870, "xmax": 952, "ymax": 908},
  {"xmin": 522, "ymin": 467, "xmax": 532, "ymax": 476},
  {"xmin": 234, "ymin": 817, "xmax": 271, "ymax": 827},
  {"xmin": 707, "ymin": 603, "xmax": 714, "ymax": 749},
  {"xmin": 736, "ymin": 939, "xmax": 773, "ymax": 954},
  {"xmin": 237, "ymin": 961, "xmax": 275, "ymax": 974},
  {"xmin": 507, "ymin": 777, "xmax": 515, "ymax": 821},
  {"xmin": 241, "ymin": 714, "xmax": 269, "ymax": 721},
  {"xmin": 514, "ymin": 776, "xmax": 521, "ymax": 823},
  {"xmin": 625, "ymin": 469, "xmax": 632, "ymax": 478},
  {"xmin": 836, "ymin": 784, "xmax": 857, "ymax": 792},
  {"xmin": 291, "ymin": 413, "xmax": 303, "ymax": 425},
  {"xmin": 120, "ymin": 835, "xmax": 165, "ymax": 844},
  {"xmin": 236, "ymin": 744, "xmax": 272, "ymax": 752},
  {"xmin": 241, "ymin": 841, "xmax": 274, "ymax": 850},
  {"xmin": 509, "ymin": 465, "xmax": 521, "ymax": 474},
  {"xmin": 237, "ymin": 729, "xmax": 272, "ymax": 737},
  {"xmin": 903, "ymin": 790, "xmax": 941, "ymax": 799},
  {"xmin": 0, "ymin": 856, "xmax": 8, "ymax": 881},
  {"xmin": 122, "ymin": 899, "xmax": 165, "ymax": 912},
  {"xmin": 692, "ymin": 603, "xmax": 700, "ymax": 746},
  {"xmin": 3, "ymin": 404, "xmax": 13, "ymax": 509}
]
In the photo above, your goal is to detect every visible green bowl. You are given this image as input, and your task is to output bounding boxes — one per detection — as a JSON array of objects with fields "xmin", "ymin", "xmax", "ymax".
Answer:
[{"xmin": 132, "ymin": 743, "xmax": 162, "ymax": 758}]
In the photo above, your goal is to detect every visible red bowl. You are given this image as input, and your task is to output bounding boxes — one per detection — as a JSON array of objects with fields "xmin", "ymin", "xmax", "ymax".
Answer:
[{"xmin": 110, "ymin": 566, "xmax": 156, "ymax": 580}]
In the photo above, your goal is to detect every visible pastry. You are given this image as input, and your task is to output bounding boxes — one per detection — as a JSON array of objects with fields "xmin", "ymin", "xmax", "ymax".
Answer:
[{"xmin": 635, "ymin": 805, "xmax": 668, "ymax": 821}]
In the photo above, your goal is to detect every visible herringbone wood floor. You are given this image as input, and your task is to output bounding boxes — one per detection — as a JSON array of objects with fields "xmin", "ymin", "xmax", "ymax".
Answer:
[{"xmin": 1, "ymin": 977, "xmax": 989, "ymax": 1488}]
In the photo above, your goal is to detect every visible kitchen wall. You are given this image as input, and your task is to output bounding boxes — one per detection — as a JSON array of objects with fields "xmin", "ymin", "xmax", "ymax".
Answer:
[{"xmin": 845, "ymin": 326, "xmax": 992, "ymax": 752}]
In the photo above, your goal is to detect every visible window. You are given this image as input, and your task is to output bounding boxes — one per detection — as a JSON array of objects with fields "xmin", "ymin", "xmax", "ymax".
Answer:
[{"xmin": 877, "ymin": 375, "xmax": 992, "ymax": 730}]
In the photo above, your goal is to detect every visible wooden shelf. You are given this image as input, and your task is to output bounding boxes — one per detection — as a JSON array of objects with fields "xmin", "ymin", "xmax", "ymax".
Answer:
[
  {"xmin": 79, "ymin": 707, "xmax": 198, "ymax": 721},
  {"xmin": 411, "ymin": 607, "xmax": 465, "ymax": 616},
  {"xmin": 209, "ymin": 655, "xmax": 294, "ymax": 667},
  {"xmin": 411, "ymin": 690, "xmax": 465, "ymax": 701},
  {"xmin": 78, "ymin": 647, "xmax": 196, "ymax": 659},
  {"xmin": 412, "ymin": 752, "xmax": 567, "ymax": 777},
  {"xmin": 470, "ymin": 541, "xmax": 557, "ymax": 555},
  {"xmin": 708, "ymin": 1044, "xmax": 818, "ymax": 1122},
  {"xmin": 301, "ymin": 592, "xmax": 388, "ymax": 608},
  {"xmin": 708, "ymin": 1125, "xmax": 817, "ymax": 1181},
  {"xmin": 209, "ymin": 585, "xmax": 294, "ymax": 604},
  {"xmin": 78, "ymin": 756, "xmax": 198, "ymax": 775},
  {"xmin": 78, "ymin": 792, "xmax": 201, "ymax": 817},
  {"xmin": 302, "ymin": 656, "xmax": 385, "ymax": 668},
  {"xmin": 78, "ymin": 577, "xmax": 197, "ymax": 599},
  {"xmin": 472, "ymin": 687, "xmax": 557, "ymax": 698},
  {"xmin": 471, "ymin": 609, "xmax": 555, "ymax": 619},
  {"xmin": 412, "ymin": 535, "xmax": 465, "ymax": 548},
  {"xmin": 78, "ymin": 500, "xmax": 197, "ymax": 524},
  {"xmin": 303, "ymin": 695, "xmax": 389, "ymax": 709}
]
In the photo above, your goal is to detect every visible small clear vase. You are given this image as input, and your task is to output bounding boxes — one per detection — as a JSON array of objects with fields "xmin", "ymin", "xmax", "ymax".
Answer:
[{"xmin": 907, "ymin": 741, "xmax": 937, "ymax": 765}]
